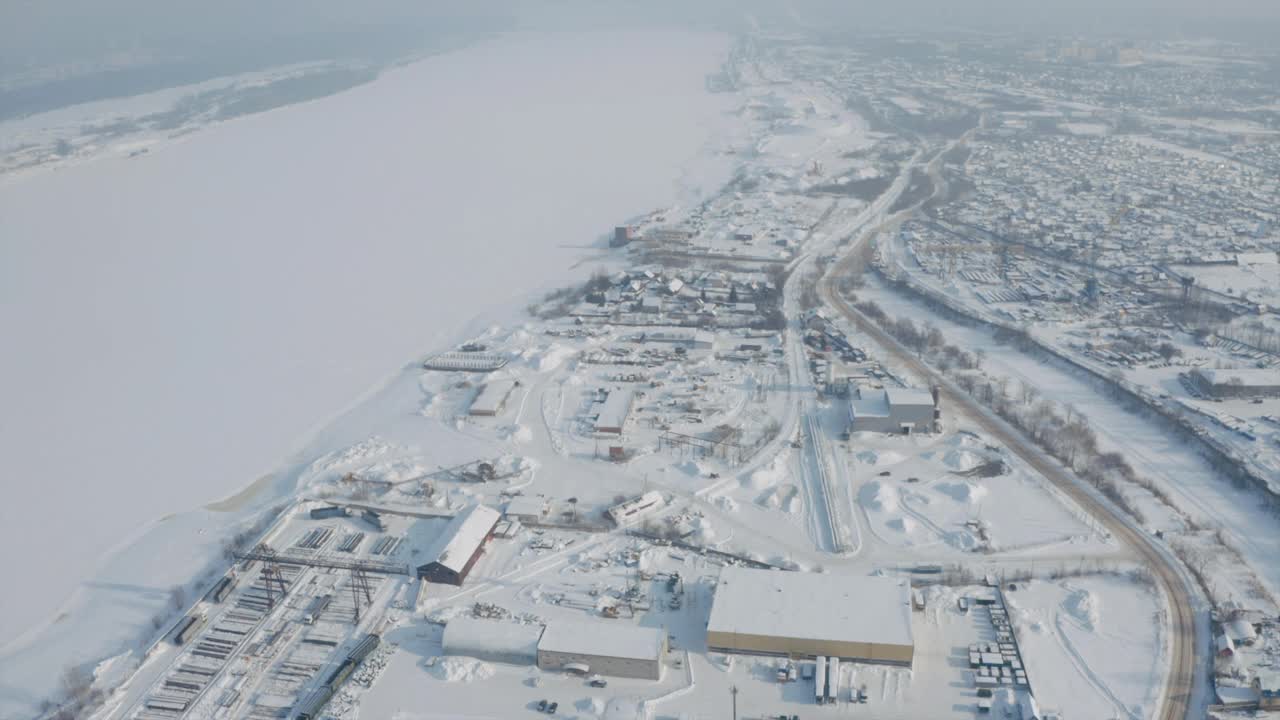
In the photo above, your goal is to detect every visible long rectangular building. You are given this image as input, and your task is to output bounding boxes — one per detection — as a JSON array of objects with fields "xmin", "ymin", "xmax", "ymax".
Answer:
[
  {"xmin": 537, "ymin": 619, "xmax": 666, "ymax": 680},
  {"xmin": 416, "ymin": 504, "xmax": 500, "ymax": 585},
  {"xmin": 706, "ymin": 567, "xmax": 914, "ymax": 666},
  {"xmin": 594, "ymin": 389, "xmax": 634, "ymax": 435}
]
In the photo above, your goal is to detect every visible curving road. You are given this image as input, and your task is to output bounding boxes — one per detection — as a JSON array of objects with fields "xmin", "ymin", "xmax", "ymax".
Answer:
[{"xmin": 808, "ymin": 133, "xmax": 1202, "ymax": 720}]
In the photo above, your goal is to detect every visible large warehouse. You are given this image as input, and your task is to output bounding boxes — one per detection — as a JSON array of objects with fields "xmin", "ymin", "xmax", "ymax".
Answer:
[
  {"xmin": 442, "ymin": 618, "xmax": 543, "ymax": 665},
  {"xmin": 848, "ymin": 386, "xmax": 938, "ymax": 434},
  {"xmin": 1189, "ymin": 368, "xmax": 1280, "ymax": 399},
  {"xmin": 706, "ymin": 567, "xmax": 914, "ymax": 666},
  {"xmin": 536, "ymin": 619, "xmax": 666, "ymax": 680}
]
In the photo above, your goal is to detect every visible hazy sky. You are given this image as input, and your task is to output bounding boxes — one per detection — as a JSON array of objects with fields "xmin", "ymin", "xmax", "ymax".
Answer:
[{"xmin": 4, "ymin": 0, "xmax": 1279, "ymax": 67}]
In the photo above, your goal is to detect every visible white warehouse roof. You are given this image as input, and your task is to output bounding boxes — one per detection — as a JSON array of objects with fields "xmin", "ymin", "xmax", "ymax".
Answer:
[
  {"xmin": 443, "ymin": 617, "xmax": 543, "ymax": 665},
  {"xmin": 707, "ymin": 567, "xmax": 914, "ymax": 650},
  {"xmin": 1194, "ymin": 368, "xmax": 1279, "ymax": 387},
  {"xmin": 426, "ymin": 504, "xmax": 501, "ymax": 574},
  {"xmin": 884, "ymin": 387, "xmax": 935, "ymax": 408},
  {"xmin": 594, "ymin": 389, "xmax": 634, "ymax": 432},
  {"xmin": 538, "ymin": 619, "xmax": 665, "ymax": 662}
]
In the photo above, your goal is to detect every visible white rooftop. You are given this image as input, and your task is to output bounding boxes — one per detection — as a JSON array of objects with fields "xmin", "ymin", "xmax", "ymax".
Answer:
[
  {"xmin": 1195, "ymin": 367, "xmax": 1279, "ymax": 387},
  {"xmin": 443, "ymin": 617, "xmax": 543, "ymax": 661},
  {"xmin": 851, "ymin": 389, "xmax": 891, "ymax": 418},
  {"xmin": 885, "ymin": 387, "xmax": 935, "ymax": 408},
  {"xmin": 426, "ymin": 504, "xmax": 500, "ymax": 573},
  {"xmin": 707, "ymin": 567, "xmax": 914, "ymax": 649},
  {"xmin": 538, "ymin": 619, "xmax": 665, "ymax": 661}
]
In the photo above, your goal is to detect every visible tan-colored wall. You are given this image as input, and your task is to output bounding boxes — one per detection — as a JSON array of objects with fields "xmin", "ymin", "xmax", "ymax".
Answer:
[{"xmin": 706, "ymin": 630, "xmax": 913, "ymax": 666}]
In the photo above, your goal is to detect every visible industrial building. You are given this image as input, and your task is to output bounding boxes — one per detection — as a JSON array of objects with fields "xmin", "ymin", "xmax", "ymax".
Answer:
[
  {"xmin": 443, "ymin": 618, "xmax": 543, "ymax": 665},
  {"xmin": 594, "ymin": 388, "xmax": 635, "ymax": 435},
  {"xmin": 605, "ymin": 490, "xmax": 665, "ymax": 526},
  {"xmin": 536, "ymin": 619, "xmax": 666, "ymax": 680},
  {"xmin": 469, "ymin": 380, "xmax": 517, "ymax": 416},
  {"xmin": 848, "ymin": 386, "xmax": 938, "ymax": 434},
  {"xmin": 1189, "ymin": 368, "xmax": 1280, "ymax": 399},
  {"xmin": 416, "ymin": 504, "xmax": 501, "ymax": 585},
  {"xmin": 706, "ymin": 567, "xmax": 915, "ymax": 666},
  {"xmin": 504, "ymin": 495, "xmax": 549, "ymax": 524}
]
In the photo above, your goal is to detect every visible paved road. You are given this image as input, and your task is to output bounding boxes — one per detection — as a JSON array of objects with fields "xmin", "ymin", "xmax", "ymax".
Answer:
[{"xmin": 811, "ymin": 143, "xmax": 1202, "ymax": 720}]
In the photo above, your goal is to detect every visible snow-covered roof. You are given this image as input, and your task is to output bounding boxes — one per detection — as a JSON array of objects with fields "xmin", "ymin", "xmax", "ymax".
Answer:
[
  {"xmin": 471, "ymin": 380, "xmax": 516, "ymax": 415},
  {"xmin": 443, "ymin": 617, "xmax": 543, "ymax": 663},
  {"xmin": 504, "ymin": 495, "xmax": 548, "ymax": 519},
  {"xmin": 851, "ymin": 389, "xmax": 891, "ymax": 418},
  {"xmin": 1193, "ymin": 368, "xmax": 1279, "ymax": 388},
  {"xmin": 707, "ymin": 567, "xmax": 914, "ymax": 650},
  {"xmin": 538, "ymin": 619, "xmax": 665, "ymax": 661},
  {"xmin": 426, "ymin": 504, "xmax": 500, "ymax": 573},
  {"xmin": 595, "ymin": 389, "xmax": 634, "ymax": 432},
  {"xmin": 885, "ymin": 387, "xmax": 935, "ymax": 409}
]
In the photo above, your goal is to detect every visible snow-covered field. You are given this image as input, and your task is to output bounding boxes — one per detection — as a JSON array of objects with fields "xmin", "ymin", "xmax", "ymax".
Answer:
[
  {"xmin": 1007, "ymin": 575, "xmax": 1166, "ymax": 719},
  {"xmin": 0, "ymin": 29, "xmax": 739, "ymax": 716}
]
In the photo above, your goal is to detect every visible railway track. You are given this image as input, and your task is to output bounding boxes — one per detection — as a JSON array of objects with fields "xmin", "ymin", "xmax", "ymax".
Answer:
[{"xmin": 816, "ymin": 232, "xmax": 1201, "ymax": 719}]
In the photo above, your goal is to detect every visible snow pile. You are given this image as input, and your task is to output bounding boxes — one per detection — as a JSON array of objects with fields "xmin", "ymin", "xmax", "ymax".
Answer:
[
  {"xmin": 691, "ymin": 516, "xmax": 718, "ymax": 544},
  {"xmin": 859, "ymin": 481, "xmax": 898, "ymax": 512},
  {"xmin": 942, "ymin": 448, "xmax": 983, "ymax": 472},
  {"xmin": 576, "ymin": 696, "xmax": 607, "ymax": 716},
  {"xmin": 427, "ymin": 657, "xmax": 496, "ymax": 683},
  {"xmin": 502, "ymin": 424, "xmax": 533, "ymax": 444},
  {"xmin": 934, "ymin": 480, "xmax": 988, "ymax": 505},
  {"xmin": 756, "ymin": 484, "xmax": 800, "ymax": 513},
  {"xmin": 887, "ymin": 516, "xmax": 917, "ymax": 533},
  {"xmin": 311, "ymin": 436, "xmax": 398, "ymax": 474},
  {"xmin": 1063, "ymin": 588, "xmax": 1101, "ymax": 631},
  {"xmin": 355, "ymin": 458, "xmax": 428, "ymax": 485},
  {"xmin": 525, "ymin": 343, "xmax": 576, "ymax": 373},
  {"xmin": 714, "ymin": 494, "xmax": 739, "ymax": 513},
  {"xmin": 854, "ymin": 449, "xmax": 905, "ymax": 467},
  {"xmin": 744, "ymin": 451, "xmax": 788, "ymax": 490}
]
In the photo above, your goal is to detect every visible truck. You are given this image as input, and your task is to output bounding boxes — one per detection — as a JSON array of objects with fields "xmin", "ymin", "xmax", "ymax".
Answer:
[
  {"xmin": 814, "ymin": 656, "xmax": 827, "ymax": 705},
  {"xmin": 826, "ymin": 656, "xmax": 840, "ymax": 704}
]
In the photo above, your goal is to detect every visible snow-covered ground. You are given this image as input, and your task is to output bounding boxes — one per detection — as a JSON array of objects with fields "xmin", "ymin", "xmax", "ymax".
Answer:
[
  {"xmin": 0, "ymin": 29, "xmax": 739, "ymax": 716},
  {"xmin": 1007, "ymin": 575, "xmax": 1166, "ymax": 720}
]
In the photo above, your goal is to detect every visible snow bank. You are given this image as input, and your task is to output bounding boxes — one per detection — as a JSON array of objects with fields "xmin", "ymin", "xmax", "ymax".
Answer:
[
  {"xmin": 859, "ymin": 481, "xmax": 898, "ymax": 511},
  {"xmin": 934, "ymin": 480, "xmax": 988, "ymax": 505},
  {"xmin": 855, "ymin": 449, "xmax": 906, "ymax": 467},
  {"xmin": 1063, "ymin": 588, "xmax": 1101, "ymax": 631},
  {"xmin": 942, "ymin": 448, "xmax": 983, "ymax": 472},
  {"xmin": 427, "ymin": 657, "xmax": 496, "ymax": 683}
]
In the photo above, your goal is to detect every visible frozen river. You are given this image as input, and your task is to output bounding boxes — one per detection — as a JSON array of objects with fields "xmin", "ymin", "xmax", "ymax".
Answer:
[{"xmin": 0, "ymin": 29, "xmax": 735, "ymax": 712}]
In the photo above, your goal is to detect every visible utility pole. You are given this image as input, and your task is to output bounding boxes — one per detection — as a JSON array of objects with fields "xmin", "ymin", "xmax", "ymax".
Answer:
[{"xmin": 730, "ymin": 685, "xmax": 738, "ymax": 720}]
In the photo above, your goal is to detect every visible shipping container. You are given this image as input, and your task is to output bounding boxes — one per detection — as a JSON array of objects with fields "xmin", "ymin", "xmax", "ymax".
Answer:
[{"xmin": 170, "ymin": 614, "xmax": 206, "ymax": 646}]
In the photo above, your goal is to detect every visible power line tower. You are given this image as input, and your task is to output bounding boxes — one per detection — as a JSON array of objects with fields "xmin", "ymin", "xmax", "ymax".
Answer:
[
  {"xmin": 255, "ymin": 544, "xmax": 288, "ymax": 611},
  {"xmin": 350, "ymin": 565, "xmax": 374, "ymax": 624}
]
